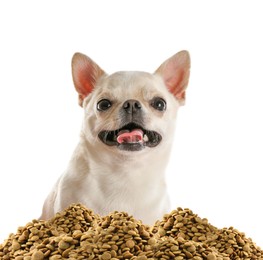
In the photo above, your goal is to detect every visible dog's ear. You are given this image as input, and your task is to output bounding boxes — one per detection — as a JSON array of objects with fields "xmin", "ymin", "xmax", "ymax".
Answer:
[
  {"xmin": 155, "ymin": 51, "xmax": 190, "ymax": 105},
  {"xmin": 72, "ymin": 53, "xmax": 105, "ymax": 106}
]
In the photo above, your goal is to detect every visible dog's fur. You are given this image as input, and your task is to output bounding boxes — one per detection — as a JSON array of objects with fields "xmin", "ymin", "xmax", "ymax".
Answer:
[{"xmin": 40, "ymin": 51, "xmax": 190, "ymax": 225}]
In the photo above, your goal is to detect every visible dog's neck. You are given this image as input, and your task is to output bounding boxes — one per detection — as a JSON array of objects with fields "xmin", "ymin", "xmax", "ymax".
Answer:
[{"xmin": 73, "ymin": 133, "xmax": 172, "ymax": 182}]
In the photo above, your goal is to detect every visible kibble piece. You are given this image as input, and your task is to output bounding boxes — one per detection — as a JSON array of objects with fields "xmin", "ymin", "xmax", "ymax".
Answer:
[
  {"xmin": 123, "ymin": 251, "xmax": 133, "ymax": 258},
  {"xmin": 14, "ymin": 257, "xmax": 24, "ymax": 260},
  {"xmin": 62, "ymin": 236, "xmax": 74, "ymax": 243},
  {"xmin": 11, "ymin": 240, "xmax": 21, "ymax": 250},
  {"xmin": 126, "ymin": 239, "xmax": 135, "ymax": 248},
  {"xmin": 207, "ymin": 253, "xmax": 217, "ymax": 260},
  {"xmin": 31, "ymin": 250, "xmax": 44, "ymax": 260},
  {"xmin": 136, "ymin": 256, "xmax": 147, "ymax": 260},
  {"xmin": 101, "ymin": 251, "xmax": 112, "ymax": 260},
  {"xmin": 30, "ymin": 235, "xmax": 40, "ymax": 241},
  {"xmin": 128, "ymin": 230, "xmax": 137, "ymax": 236},
  {"xmin": 148, "ymin": 238, "xmax": 156, "ymax": 245},
  {"xmin": 110, "ymin": 250, "xmax": 117, "ymax": 257},
  {"xmin": 225, "ymin": 247, "xmax": 233, "ymax": 254},
  {"xmin": 58, "ymin": 240, "xmax": 70, "ymax": 250},
  {"xmin": 174, "ymin": 256, "xmax": 184, "ymax": 260},
  {"xmin": 243, "ymin": 244, "xmax": 251, "ymax": 252},
  {"xmin": 49, "ymin": 255, "xmax": 62, "ymax": 260},
  {"xmin": 187, "ymin": 244, "xmax": 196, "ymax": 253}
]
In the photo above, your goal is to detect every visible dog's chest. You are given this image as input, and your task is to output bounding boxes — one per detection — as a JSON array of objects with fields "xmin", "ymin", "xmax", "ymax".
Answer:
[{"xmin": 75, "ymin": 166, "xmax": 163, "ymax": 209}]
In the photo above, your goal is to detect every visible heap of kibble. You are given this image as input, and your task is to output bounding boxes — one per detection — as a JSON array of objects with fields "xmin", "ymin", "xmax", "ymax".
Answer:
[
  {"xmin": 0, "ymin": 204, "xmax": 262, "ymax": 260},
  {"xmin": 153, "ymin": 208, "xmax": 263, "ymax": 259}
]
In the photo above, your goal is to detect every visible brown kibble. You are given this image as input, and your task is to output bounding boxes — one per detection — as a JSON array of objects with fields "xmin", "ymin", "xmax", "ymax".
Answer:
[
  {"xmin": 207, "ymin": 253, "xmax": 217, "ymax": 260},
  {"xmin": 15, "ymin": 257, "xmax": 24, "ymax": 260},
  {"xmin": 0, "ymin": 204, "xmax": 262, "ymax": 259},
  {"xmin": 31, "ymin": 250, "xmax": 44, "ymax": 260},
  {"xmin": 58, "ymin": 240, "xmax": 70, "ymax": 250},
  {"xmin": 243, "ymin": 244, "xmax": 251, "ymax": 252},
  {"xmin": 226, "ymin": 247, "xmax": 233, "ymax": 254},
  {"xmin": 174, "ymin": 256, "xmax": 184, "ymax": 260},
  {"xmin": 158, "ymin": 227, "xmax": 166, "ymax": 236},
  {"xmin": 62, "ymin": 236, "xmax": 73, "ymax": 243},
  {"xmin": 128, "ymin": 230, "xmax": 137, "ymax": 236},
  {"xmin": 30, "ymin": 235, "xmax": 40, "ymax": 241},
  {"xmin": 112, "ymin": 235, "xmax": 119, "ymax": 241},
  {"xmin": 187, "ymin": 244, "xmax": 196, "ymax": 253},
  {"xmin": 30, "ymin": 227, "xmax": 39, "ymax": 235},
  {"xmin": 123, "ymin": 251, "xmax": 133, "ymax": 258},
  {"xmin": 11, "ymin": 240, "xmax": 21, "ymax": 250},
  {"xmin": 49, "ymin": 255, "xmax": 61, "ymax": 260},
  {"xmin": 101, "ymin": 251, "xmax": 112, "ymax": 260},
  {"xmin": 148, "ymin": 237, "xmax": 156, "ymax": 245},
  {"xmin": 62, "ymin": 248, "xmax": 72, "ymax": 257},
  {"xmin": 136, "ymin": 256, "xmax": 147, "ymax": 260},
  {"xmin": 193, "ymin": 257, "xmax": 202, "ymax": 260},
  {"xmin": 110, "ymin": 250, "xmax": 117, "ymax": 257},
  {"xmin": 175, "ymin": 222, "xmax": 184, "ymax": 228},
  {"xmin": 44, "ymin": 249, "xmax": 51, "ymax": 257},
  {"xmin": 170, "ymin": 245, "xmax": 179, "ymax": 251},
  {"xmin": 126, "ymin": 239, "xmax": 135, "ymax": 248}
]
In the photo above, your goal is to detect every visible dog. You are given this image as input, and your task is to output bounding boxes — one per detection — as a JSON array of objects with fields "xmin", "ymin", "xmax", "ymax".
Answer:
[{"xmin": 40, "ymin": 50, "xmax": 190, "ymax": 225}]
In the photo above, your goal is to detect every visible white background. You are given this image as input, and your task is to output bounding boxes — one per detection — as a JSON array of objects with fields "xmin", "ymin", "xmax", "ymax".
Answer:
[{"xmin": 0, "ymin": 1, "xmax": 262, "ymax": 248}]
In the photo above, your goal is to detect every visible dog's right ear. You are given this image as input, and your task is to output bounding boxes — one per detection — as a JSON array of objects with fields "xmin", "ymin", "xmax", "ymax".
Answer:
[
  {"xmin": 72, "ymin": 53, "xmax": 105, "ymax": 106},
  {"xmin": 155, "ymin": 51, "xmax": 190, "ymax": 105}
]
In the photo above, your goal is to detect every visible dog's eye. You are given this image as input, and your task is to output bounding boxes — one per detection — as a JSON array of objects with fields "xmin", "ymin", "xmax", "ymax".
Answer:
[
  {"xmin": 151, "ymin": 97, "xmax": 166, "ymax": 111},
  {"xmin": 97, "ymin": 99, "xmax": 112, "ymax": 111}
]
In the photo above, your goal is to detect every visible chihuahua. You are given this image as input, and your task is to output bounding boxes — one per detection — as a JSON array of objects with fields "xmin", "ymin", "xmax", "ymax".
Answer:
[{"xmin": 40, "ymin": 50, "xmax": 190, "ymax": 225}]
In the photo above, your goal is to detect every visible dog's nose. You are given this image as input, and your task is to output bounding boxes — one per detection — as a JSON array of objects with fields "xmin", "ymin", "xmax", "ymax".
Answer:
[{"xmin": 122, "ymin": 99, "xmax": 142, "ymax": 114}]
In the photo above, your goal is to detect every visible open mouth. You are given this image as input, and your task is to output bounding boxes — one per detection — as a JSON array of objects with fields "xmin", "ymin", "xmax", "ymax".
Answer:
[{"xmin": 98, "ymin": 123, "xmax": 162, "ymax": 151}]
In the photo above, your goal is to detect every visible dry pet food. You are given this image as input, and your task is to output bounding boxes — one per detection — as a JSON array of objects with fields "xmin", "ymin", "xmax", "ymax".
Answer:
[{"xmin": 0, "ymin": 204, "xmax": 262, "ymax": 259}]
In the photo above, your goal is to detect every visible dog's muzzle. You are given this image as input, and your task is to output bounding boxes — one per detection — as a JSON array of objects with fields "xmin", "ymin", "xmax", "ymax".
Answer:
[{"xmin": 98, "ymin": 122, "xmax": 162, "ymax": 151}]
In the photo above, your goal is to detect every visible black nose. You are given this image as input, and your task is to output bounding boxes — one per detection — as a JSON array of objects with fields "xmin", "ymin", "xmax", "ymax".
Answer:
[{"xmin": 122, "ymin": 99, "xmax": 142, "ymax": 114}]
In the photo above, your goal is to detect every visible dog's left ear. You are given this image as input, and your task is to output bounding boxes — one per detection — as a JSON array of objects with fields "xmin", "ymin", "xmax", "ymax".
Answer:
[
  {"xmin": 155, "ymin": 51, "xmax": 190, "ymax": 105},
  {"xmin": 72, "ymin": 53, "xmax": 106, "ymax": 106}
]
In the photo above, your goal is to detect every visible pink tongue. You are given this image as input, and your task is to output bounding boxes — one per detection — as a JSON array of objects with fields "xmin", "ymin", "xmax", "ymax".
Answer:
[{"xmin": 117, "ymin": 129, "xmax": 143, "ymax": 144}]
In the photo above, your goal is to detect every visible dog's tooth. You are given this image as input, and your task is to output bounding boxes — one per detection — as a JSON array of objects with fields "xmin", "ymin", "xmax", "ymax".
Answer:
[{"xmin": 143, "ymin": 134, "xmax": 149, "ymax": 142}]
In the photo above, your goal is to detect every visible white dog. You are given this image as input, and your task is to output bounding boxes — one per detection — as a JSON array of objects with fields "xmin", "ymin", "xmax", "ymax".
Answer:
[{"xmin": 40, "ymin": 50, "xmax": 190, "ymax": 225}]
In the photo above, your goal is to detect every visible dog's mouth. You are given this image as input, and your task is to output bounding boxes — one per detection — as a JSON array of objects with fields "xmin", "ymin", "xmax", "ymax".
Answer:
[{"xmin": 98, "ymin": 123, "xmax": 162, "ymax": 151}]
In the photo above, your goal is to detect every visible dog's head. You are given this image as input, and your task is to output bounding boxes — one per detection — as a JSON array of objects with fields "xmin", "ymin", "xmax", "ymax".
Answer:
[{"xmin": 72, "ymin": 51, "xmax": 190, "ymax": 154}]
